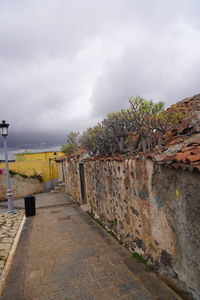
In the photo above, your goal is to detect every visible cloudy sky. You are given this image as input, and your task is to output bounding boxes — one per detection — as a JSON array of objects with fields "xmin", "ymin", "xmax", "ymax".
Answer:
[{"xmin": 0, "ymin": 0, "xmax": 200, "ymax": 148}]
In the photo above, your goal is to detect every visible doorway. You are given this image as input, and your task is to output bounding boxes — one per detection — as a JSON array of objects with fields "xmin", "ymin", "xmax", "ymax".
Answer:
[{"xmin": 79, "ymin": 163, "xmax": 87, "ymax": 204}]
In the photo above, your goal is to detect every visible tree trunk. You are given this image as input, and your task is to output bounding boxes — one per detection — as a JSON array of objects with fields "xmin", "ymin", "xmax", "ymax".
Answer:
[
  {"xmin": 142, "ymin": 137, "xmax": 147, "ymax": 152},
  {"xmin": 158, "ymin": 131, "xmax": 164, "ymax": 148},
  {"xmin": 119, "ymin": 136, "xmax": 124, "ymax": 153}
]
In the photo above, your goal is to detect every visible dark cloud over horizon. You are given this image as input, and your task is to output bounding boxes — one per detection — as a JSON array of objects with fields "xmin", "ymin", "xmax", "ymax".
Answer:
[{"xmin": 0, "ymin": 0, "xmax": 200, "ymax": 147}]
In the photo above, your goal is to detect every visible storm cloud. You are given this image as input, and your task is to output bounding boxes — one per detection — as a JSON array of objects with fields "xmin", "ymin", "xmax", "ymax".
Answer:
[{"xmin": 0, "ymin": 0, "xmax": 200, "ymax": 147}]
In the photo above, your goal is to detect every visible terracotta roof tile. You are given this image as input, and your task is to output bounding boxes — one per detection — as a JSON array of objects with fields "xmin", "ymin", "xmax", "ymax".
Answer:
[
  {"xmin": 191, "ymin": 149, "xmax": 200, "ymax": 155},
  {"xmin": 174, "ymin": 156, "xmax": 187, "ymax": 163},
  {"xmin": 180, "ymin": 146, "xmax": 196, "ymax": 152},
  {"xmin": 186, "ymin": 154, "xmax": 200, "ymax": 163},
  {"xmin": 177, "ymin": 119, "xmax": 190, "ymax": 134},
  {"xmin": 70, "ymin": 148, "xmax": 87, "ymax": 158},
  {"xmin": 167, "ymin": 137, "xmax": 185, "ymax": 145},
  {"xmin": 163, "ymin": 129, "xmax": 175, "ymax": 140},
  {"xmin": 159, "ymin": 142, "xmax": 200, "ymax": 171}
]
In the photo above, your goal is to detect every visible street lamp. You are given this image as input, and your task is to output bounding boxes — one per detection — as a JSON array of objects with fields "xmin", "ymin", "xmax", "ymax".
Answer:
[{"xmin": 0, "ymin": 120, "xmax": 15, "ymax": 214}]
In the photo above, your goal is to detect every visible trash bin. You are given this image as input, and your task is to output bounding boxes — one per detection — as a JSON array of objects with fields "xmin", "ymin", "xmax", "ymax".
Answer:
[{"xmin": 24, "ymin": 195, "xmax": 36, "ymax": 217}]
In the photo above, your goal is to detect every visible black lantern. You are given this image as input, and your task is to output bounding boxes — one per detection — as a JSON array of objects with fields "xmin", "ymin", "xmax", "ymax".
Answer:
[{"xmin": 0, "ymin": 120, "xmax": 9, "ymax": 137}]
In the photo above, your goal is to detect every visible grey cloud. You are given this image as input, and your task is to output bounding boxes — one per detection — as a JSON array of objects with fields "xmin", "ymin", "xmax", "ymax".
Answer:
[
  {"xmin": 91, "ymin": 44, "xmax": 200, "ymax": 118},
  {"xmin": 0, "ymin": 0, "xmax": 200, "ymax": 147},
  {"xmin": 90, "ymin": 2, "xmax": 200, "ymax": 117}
]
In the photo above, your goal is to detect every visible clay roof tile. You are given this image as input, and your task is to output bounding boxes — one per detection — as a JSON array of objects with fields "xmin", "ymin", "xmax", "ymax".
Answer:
[
  {"xmin": 180, "ymin": 146, "xmax": 196, "ymax": 152},
  {"xmin": 186, "ymin": 154, "xmax": 200, "ymax": 163},
  {"xmin": 191, "ymin": 148, "xmax": 200, "ymax": 155},
  {"xmin": 172, "ymin": 151, "xmax": 192, "ymax": 163}
]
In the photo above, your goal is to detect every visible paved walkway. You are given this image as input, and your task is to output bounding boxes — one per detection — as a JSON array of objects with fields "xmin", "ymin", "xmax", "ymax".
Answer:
[{"xmin": 1, "ymin": 192, "xmax": 181, "ymax": 300}]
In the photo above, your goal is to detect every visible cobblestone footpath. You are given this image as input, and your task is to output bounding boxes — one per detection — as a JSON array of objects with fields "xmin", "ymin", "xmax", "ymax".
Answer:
[
  {"xmin": 0, "ymin": 211, "xmax": 24, "ymax": 276},
  {"xmin": 1, "ymin": 193, "xmax": 182, "ymax": 300}
]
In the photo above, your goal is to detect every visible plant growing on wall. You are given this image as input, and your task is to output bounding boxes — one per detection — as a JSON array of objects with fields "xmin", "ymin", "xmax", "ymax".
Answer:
[{"xmin": 9, "ymin": 169, "xmax": 43, "ymax": 182}]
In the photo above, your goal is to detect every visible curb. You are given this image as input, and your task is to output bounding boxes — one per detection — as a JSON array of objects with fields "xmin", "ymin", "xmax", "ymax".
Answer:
[{"xmin": 0, "ymin": 214, "xmax": 26, "ymax": 296}]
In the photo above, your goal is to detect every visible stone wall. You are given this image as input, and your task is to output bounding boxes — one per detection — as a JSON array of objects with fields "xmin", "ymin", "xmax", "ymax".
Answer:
[
  {"xmin": 0, "ymin": 174, "xmax": 43, "ymax": 200},
  {"xmin": 59, "ymin": 157, "xmax": 200, "ymax": 300}
]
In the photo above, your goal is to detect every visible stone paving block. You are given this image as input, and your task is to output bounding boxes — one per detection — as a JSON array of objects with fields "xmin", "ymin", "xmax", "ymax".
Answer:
[
  {"xmin": 6, "ymin": 232, "xmax": 16, "ymax": 237},
  {"xmin": 116, "ymin": 269, "xmax": 136, "ymax": 282},
  {"xmin": 74, "ymin": 294, "xmax": 94, "ymax": 300},
  {"xmin": 124, "ymin": 289, "xmax": 154, "ymax": 300},
  {"xmin": 0, "ymin": 243, "xmax": 11, "ymax": 251},
  {"xmin": 31, "ymin": 296, "xmax": 45, "ymax": 300},
  {"xmin": 0, "ymin": 237, "xmax": 13, "ymax": 243},
  {"xmin": 97, "ymin": 276, "xmax": 116, "ymax": 288},
  {"xmin": 93, "ymin": 286, "xmax": 120, "ymax": 300},
  {"xmin": 119, "ymin": 280, "xmax": 143, "ymax": 295},
  {"xmin": 25, "ymin": 269, "xmax": 45, "ymax": 287},
  {"xmin": 1, "ymin": 192, "xmax": 182, "ymax": 300},
  {"xmin": 46, "ymin": 288, "xmax": 77, "ymax": 300},
  {"xmin": 23, "ymin": 283, "xmax": 44, "ymax": 299},
  {"xmin": 0, "ymin": 250, "xmax": 8, "ymax": 260},
  {"xmin": 44, "ymin": 280, "xmax": 67, "ymax": 295},
  {"xmin": 139, "ymin": 274, "xmax": 180, "ymax": 300},
  {"xmin": 114, "ymin": 246, "xmax": 130, "ymax": 258},
  {"xmin": 123, "ymin": 256, "xmax": 146, "ymax": 275}
]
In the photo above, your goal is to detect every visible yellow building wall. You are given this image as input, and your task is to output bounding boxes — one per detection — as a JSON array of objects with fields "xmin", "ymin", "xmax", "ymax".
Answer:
[
  {"xmin": 0, "ymin": 151, "xmax": 64, "ymax": 183},
  {"xmin": 15, "ymin": 151, "xmax": 63, "ymax": 162}
]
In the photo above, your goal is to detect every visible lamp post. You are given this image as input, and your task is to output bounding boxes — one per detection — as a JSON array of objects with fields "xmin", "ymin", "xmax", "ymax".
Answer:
[
  {"xmin": 0, "ymin": 120, "xmax": 15, "ymax": 214},
  {"xmin": 49, "ymin": 153, "xmax": 57, "ymax": 190}
]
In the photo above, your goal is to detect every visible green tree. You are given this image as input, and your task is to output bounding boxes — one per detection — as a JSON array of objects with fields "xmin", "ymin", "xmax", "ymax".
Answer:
[
  {"xmin": 80, "ymin": 125, "xmax": 104, "ymax": 156},
  {"xmin": 61, "ymin": 143, "xmax": 78, "ymax": 156},
  {"xmin": 102, "ymin": 111, "xmax": 133, "ymax": 154},
  {"xmin": 128, "ymin": 96, "xmax": 164, "ymax": 151},
  {"xmin": 149, "ymin": 110, "xmax": 184, "ymax": 146},
  {"xmin": 81, "ymin": 110, "xmax": 134, "ymax": 156},
  {"xmin": 73, "ymin": 96, "xmax": 184, "ymax": 157},
  {"xmin": 61, "ymin": 131, "xmax": 80, "ymax": 156},
  {"xmin": 65, "ymin": 131, "xmax": 80, "ymax": 146}
]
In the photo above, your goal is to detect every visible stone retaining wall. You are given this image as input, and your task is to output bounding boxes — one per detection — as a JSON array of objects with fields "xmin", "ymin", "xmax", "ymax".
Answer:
[
  {"xmin": 0, "ymin": 174, "xmax": 43, "ymax": 200},
  {"xmin": 59, "ymin": 158, "xmax": 200, "ymax": 300}
]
